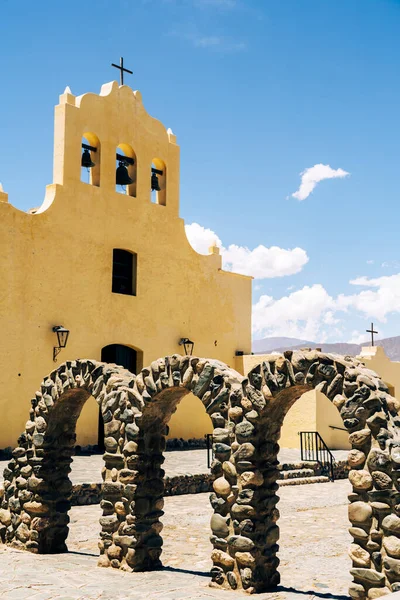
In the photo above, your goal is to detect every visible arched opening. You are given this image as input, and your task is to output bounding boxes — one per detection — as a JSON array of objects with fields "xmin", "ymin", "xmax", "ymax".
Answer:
[
  {"xmin": 81, "ymin": 133, "xmax": 100, "ymax": 186},
  {"xmin": 1, "ymin": 353, "xmax": 399, "ymax": 597},
  {"xmin": 280, "ymin": 388, "xmax": 350, "ymax": 450},
  {"xmin": 167, "ymin": 391, "xmax": 213, "ymax": 444},
  {"xmin": 111, "ymin": 249, "xmax": 137, "ymax": 296},
  {"xmin": 151, "ymin": 159, "xmax": 166, "ymax": 205},
  {"xmin": 115, "ymin": 144, "xmax": 137, "ymax": 196}
]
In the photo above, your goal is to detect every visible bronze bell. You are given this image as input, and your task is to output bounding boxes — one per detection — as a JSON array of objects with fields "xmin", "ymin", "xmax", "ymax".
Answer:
[
  {"xmin": 151, "ymin": 172, "xmax": 161, "ymax": 191},
  {"xmin": 81, "ymin": 148, "xmax": 95, "ymax": 169},
  {"xmin": 116, "ymin": 161, "xmax": 134, "ymax": 186}
]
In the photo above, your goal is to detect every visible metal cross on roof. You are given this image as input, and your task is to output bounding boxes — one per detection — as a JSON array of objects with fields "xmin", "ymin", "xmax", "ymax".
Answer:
[
  {"xmin": 366, "ymin": 322, "xmax": 378, "ymax": 346},
  {"xmin": 111, "ymin": 57, "xmax": 133, "ymax": 86}
]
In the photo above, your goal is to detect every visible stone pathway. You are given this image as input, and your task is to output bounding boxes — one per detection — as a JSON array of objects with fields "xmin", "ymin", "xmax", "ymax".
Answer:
[
  {"xmin": 0, "ymin": 480, "xmax": 352, "ymax": 599},
  {"xmin": 0, "ymin": 449, "xmax": 349, "ymax": 485}
]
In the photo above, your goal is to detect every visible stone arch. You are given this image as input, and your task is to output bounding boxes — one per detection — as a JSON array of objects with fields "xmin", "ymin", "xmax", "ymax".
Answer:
[
  {"xmin": 1, "ymin": 352, "xmax": 400, "ymax": 596},
  {"xmin": 242, "ymin": 350, "xmax": 400, "ymax": 595}
]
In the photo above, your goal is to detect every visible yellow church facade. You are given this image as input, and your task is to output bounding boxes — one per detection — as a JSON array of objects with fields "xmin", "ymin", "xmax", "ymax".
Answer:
[{"xmin": 0, "ymin": 81, "xmax": 252, "ymax": 449}]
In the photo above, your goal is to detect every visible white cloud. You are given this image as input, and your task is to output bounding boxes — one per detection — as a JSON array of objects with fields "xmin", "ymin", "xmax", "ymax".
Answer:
[
  {"xmin": 185, "ymin": 222, "xmax": 309, "ymax": 279},
  {"xmin": 292, "ymin": 163, "xmax": 350, "ymax": 201},
  {"xmin": 340, "ymin": 273, "xmax": 400, "ymax": 322},
  {"xmin": 366, "ymin": 260, "xmax": 374, "ymax": 265},
  {"xmin": 347, "ymin": 331, "xmax": 371, "ymax": 345},
  {"xmin": 252, "ymin": 284, "xmax": 335, "ymax": 339},
  {"xmin": 253, "ymin": 273, "xmax": 400, "ymax": 342},
  {"xmin": 184, "ymin": 222, "xmax": 223, "ymax": 254}
]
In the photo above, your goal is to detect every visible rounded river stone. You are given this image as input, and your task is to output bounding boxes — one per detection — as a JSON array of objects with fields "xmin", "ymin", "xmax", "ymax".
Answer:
[
  {"xmin": 349, "ymin": 470, "xmax": 373, "ymax": 491},
  {"xmin": 382, "ymin": 514, "xmax": 400, "ymax": 535},
  {"xmin": 348, "ymin": 450, "xmax": 366, "ymax": 468},
  {"xmin": 213, "ymin": 477, "xmax": 231, "ymax": 497},
  {"xmin": 367, "ymin": 588, "xmax": 391, "ymax": 599},
  {"xmin": 234, "ymin": 443, "xmax": 255, "ymax": 460},
  {"xmin": 210, "ymin": 514, "xmax": 230, "ymax": 538},
  {"xmin": 372, "ymin": 471, "xmax": 392, "ymax": 490},
  {"xmin": 222, "ymin": 461, "xmax": 237, "ymax": 480},
  {"xmin": 368, "ymin": 449, "xmax": 391, "ymax": 472},
  {"xmin": 349, "ymin": 543, "xmax": 371, "ymax": 567},
  {"xmin": 349, "ymin": 583, "xmax": 366, "ymax": 599},
  {"xmin": 211, "ymin": 549, "xmax": 235, "ymax": 569},
  {"xmin": 348, "ymin": 502, "xmax": 373, "ymax": 524},
  {"xmin": 383, "ymin": 536, "xmax": 400, "ymax": 558},
  {"xmin": 213, "ymin": 428, "xmax": 230, "ymax": 444},
  {"xmin": 104, "ymin": 437, "xmax": 118, "ymax": 452},
  {"xmin": 349, "ymin": 527, "xmax": 369, "ymax": 541},
  {"xmin": 235, "ymin": 551, "xmax": 256, "ymax": 567},
  {"xmin": 239, "ymin": 471, "xmax": 263, "ymax": 488},
  {"xmin": 228, "ymin": 535, "xmax": 254, "ymax": 552},
  {"xmin": 349, "ymin": 429, "xmax": 371, "ymax": 448}
]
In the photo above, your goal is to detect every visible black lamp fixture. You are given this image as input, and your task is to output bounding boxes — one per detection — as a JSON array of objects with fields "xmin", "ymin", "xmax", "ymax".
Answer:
[
  {"xmin": 53, "ymin": 326, "xmax": 70, "ymax": 362},
  {"xmin": 179, "ymin": 337, "xmax": 194, "ymax": 356}
]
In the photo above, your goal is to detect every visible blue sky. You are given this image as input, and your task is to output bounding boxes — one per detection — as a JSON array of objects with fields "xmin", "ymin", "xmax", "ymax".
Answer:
[{"xmin": 1, "ymin": 0, "xmax": 399, "ymax": 344}]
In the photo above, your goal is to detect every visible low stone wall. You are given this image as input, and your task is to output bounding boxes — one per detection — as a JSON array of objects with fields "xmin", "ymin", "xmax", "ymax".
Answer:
[
  {"xmin": 70, "ymin": 460, "xmax": 350, "ymax": 505},
  {"xmin": 70, "ymin": 473, "xmax": 214, "ymax": 506}
]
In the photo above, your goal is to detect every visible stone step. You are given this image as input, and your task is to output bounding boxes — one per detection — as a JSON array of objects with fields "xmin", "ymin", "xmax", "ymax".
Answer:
[
  {"xmin": 279, "ymin": 468, "xmax": 316, "ymax": 480},
  {"xmin": 279, "ymin": 475, "xmax": 330, "ymax": 486}
]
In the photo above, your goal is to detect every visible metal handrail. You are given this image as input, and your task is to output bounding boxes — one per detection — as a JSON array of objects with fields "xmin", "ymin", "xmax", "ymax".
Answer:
[
  {"xmin": 329, "ymin": 425, "xmax": 347, "ymax": 432},
  {"xmin": 299, "ymin": 431, "xmax": 335, "ymax": 481}
]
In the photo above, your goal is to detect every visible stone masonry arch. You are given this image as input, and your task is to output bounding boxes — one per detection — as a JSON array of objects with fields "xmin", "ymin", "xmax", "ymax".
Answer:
[{"xmin": 1, "ymin": 352, "xmax": 400, "ymax": 596}]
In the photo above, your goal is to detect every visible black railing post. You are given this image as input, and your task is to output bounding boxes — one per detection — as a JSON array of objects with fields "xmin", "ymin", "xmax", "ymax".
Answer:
[{"xmin": 299, "ymin": 431, "xmax": 335, "ymax": 482}]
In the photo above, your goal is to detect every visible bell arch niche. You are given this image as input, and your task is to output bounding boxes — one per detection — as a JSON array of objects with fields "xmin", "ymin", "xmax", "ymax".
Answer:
[
  {"xmin": 81, "ymin": 132, "xmax": 100, "ymax": 186},
  {"xmin": 1, "ymin": 352, "xmax": 400, "ymax": 596},
  {"xmin": 116, "ymin": 144, "xmax": 137, "ymax": 197},
  {"xmin": 151, "ymin": 158, "xmax": 166, "ymax": 205}
]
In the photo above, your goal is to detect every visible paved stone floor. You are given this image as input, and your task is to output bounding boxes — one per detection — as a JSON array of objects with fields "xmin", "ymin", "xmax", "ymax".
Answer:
[
  {"xmin": 0, "ymin": 449, "xmax": 349, "ymax": 485},
  {"xmin": 0, "ymin": 480, "xmax": 352, "ymax": 600}
]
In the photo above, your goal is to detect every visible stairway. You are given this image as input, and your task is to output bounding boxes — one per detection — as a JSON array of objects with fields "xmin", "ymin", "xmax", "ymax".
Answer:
[{"xmin": 278, "ymin": 462, "xmax": 330, "ymax": 486}]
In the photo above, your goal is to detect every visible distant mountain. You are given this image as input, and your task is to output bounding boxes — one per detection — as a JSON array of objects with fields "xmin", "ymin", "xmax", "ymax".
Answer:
[
  {"xmin": 252, "ymin": 337, "xmax": 311, "ymax": 353},
  {"xmin": 252, "ymin": 336, "xmax": 400, "ymax": 362}
]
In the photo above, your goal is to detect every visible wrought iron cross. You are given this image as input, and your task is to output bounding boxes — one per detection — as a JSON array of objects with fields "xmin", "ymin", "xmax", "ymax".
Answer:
[
  {"xmin": 366, "ymin": 322, "xmax": 378, "ymax": 346},
  {"xmin": 111, "ymin": 57, "xmax": 133, "ymax": 86}
]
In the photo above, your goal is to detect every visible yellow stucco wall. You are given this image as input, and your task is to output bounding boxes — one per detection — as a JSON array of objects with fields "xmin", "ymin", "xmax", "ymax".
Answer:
[
  {"xmin": 0, "ymin": 82, "xmax": 252, "ymax": 448},
  {"xmin": 167, "ymin": 392, "xmax": 213, "ymax": 439},
  {"xmin": 358, "ymin": 346, "xmax": 400, "ymax": 398}
]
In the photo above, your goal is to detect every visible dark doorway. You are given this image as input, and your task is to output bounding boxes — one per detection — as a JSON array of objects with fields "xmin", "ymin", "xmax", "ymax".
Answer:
[
  {"xmin": 101, "ymin": 344, "xmax": 137, "ymax": 373},
  {"xmin": 98, "ymin": 344, "xmax": 138, "ymax": 448}
]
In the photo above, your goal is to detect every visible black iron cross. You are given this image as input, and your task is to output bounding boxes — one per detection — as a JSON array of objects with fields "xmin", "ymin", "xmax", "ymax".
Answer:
[
  {"xmin": 366, "ymin": 322, "xmax": 378, "ymax": 346},
  {"xmin": 111, "ymin": 57, "xmax": 133, "ymax": 86}
]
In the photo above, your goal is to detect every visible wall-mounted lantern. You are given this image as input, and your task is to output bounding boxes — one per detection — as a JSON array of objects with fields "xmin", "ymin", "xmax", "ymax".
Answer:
[
  {"xmin": 53, "ymin": 326, "xmax": 70, "ymax": 362},
  {"xmin": 179, "ymin": 337, "xmax": 194, "ymax": 356}
]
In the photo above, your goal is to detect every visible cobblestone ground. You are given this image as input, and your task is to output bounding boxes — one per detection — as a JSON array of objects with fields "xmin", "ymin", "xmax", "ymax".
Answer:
[
  {"xmin": 0, "ymin": 480, "xmax": 351, "ymax": 600},
  {"xmin": 0, "ymin": 449, "xmax": 349, "ymax": 485}
]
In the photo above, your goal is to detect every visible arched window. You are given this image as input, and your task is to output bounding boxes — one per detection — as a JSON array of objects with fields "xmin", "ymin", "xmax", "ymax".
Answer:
[
  {"xmin": 151, "ymin": 158, "xmax": 166, "ymax": 205},
  {"xmin": 112, "ymin": 249, "xmax": 137, "ymax": 296},
  {"xmin": 116, "ymin": 143, "xmax": 137, "ymax": 197},
  {"xmin": 81, "ymin": 133, "xmax": 100, "ymax": 186}
]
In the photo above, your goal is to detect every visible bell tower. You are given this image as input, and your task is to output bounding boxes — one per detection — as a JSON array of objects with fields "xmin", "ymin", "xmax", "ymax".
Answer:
[{"xmin": 52, "ymin": 81, "xmax": 180, "ymax": 215}]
